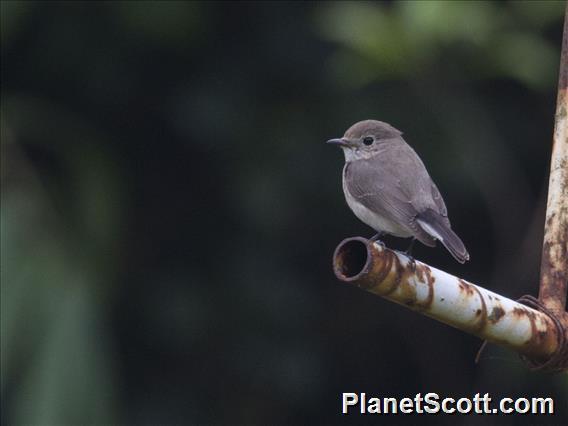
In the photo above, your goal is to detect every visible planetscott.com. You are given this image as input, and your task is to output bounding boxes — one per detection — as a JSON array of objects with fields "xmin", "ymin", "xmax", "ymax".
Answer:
[{"xmin": 342, "ymin": 392, "xmax": 554, "ymax": 415}]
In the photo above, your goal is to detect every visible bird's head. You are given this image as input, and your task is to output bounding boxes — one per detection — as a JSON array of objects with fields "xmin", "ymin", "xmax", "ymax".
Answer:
[{"xmin": 326, "ymin": 119, "xmax": 402, "ymax": 161}]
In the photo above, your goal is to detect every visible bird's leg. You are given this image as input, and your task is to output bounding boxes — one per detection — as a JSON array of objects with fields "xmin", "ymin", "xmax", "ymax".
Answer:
[
  {"xmin": 405, "ymin": 238, "xmax": 417, "ymax": 272},
  {"xmin": 405, "ymin": 238, "xmax": 416, "ymax": 257},
  {"xmin": 369, "ymin": 231, "xmax": 385, "ymax": 242}
]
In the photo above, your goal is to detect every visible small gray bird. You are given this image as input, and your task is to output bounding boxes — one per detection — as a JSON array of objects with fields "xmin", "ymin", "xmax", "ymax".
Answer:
[{"xmin": 327, "ymin": 120, "xmax": 469, "ymax": 263}]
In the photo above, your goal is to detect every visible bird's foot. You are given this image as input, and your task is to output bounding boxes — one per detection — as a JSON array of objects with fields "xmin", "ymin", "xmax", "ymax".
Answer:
[
  {"xmin": 369, "ymin": 232, "xmax": 386, "ymax": 248},
  {"xmin": 407, "ymin": 255, "xmax": 417, "ymax": 272}
]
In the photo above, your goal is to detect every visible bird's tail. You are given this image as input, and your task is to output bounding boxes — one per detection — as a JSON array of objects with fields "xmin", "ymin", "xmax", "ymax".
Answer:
[{"xmin": 416, "ymin": 209, "xmax": 470, "ymax": 263}]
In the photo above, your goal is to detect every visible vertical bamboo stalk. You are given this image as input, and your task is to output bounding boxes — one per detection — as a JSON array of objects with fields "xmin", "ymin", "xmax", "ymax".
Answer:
[{"xmin": 538, "ymin": 6, "xmax": 568, "ymax": 314}]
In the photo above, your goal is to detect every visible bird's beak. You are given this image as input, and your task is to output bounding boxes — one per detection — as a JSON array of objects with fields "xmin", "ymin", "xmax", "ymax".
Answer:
[{"xmin": 326, "ymin": 138, "xmax": 349, "ymax": 147}]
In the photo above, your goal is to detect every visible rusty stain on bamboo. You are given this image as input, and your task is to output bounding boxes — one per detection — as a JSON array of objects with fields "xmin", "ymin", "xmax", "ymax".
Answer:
[{"xmin": 487, "ymin": 306, "xmax": 505, "ymax": 323}]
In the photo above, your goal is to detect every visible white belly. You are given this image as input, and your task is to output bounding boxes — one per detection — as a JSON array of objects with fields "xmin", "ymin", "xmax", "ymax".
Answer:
[{"xmin": 343, "ymin": 174, "xmax": 411, "ymax": 238}]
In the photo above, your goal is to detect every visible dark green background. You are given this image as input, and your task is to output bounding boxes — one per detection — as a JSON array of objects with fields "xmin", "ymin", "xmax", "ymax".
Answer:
[{"xmin": 1, "ymin": 1, "xmax": 567, "ymax": 424}]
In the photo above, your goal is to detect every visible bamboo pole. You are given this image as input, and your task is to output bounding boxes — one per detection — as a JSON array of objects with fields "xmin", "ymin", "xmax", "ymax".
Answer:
[
  {"xmin": 538, "ymin": 5, "xmax": 568, "ymax": 315},
  {"xmin": 332, "ymin": 238, "xmax": 559, "ymax": 362}
]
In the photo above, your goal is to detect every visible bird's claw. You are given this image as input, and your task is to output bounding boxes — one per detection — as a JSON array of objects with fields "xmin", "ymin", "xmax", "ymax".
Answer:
[
  {"xmin": 369, "ymin": 232, "xmax": 386, "ymax": 248},
  {"xmin": 392, "ymin": 248, "xmax": 417, "ymax": 271},
  {"xmin": 372, "ymin": 239, "xmax": 386, "ymax": 249},
  {"xmin": 406, "ymin": 254, "xmax": 417, "ymax": 272}
]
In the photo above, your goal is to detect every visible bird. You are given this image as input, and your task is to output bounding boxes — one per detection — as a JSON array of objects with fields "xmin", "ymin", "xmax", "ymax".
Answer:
[{"xmin": 327, "ymin": 119, "xmax": 469, "ymax": 263}]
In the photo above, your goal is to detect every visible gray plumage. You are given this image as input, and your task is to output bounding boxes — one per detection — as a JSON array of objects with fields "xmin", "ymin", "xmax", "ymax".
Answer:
[{"xmin": 327, "ymin": 119, "xmax": 469, "ymax": 263}]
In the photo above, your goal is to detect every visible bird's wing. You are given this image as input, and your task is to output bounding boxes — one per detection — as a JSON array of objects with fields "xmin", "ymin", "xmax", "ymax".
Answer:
[
  {"xmin": 345, "ymin": 157, "xmax": 436, "ymax": 246},
  {"xmin": 430, "ymin": 181, "xmax": 448, "ymax": 217},
  {"xmin": 345, "ymin": 158, "xmax": 414, "ymax": 222},
  {"xmin": 392, "ymin": 142, "xmax": 453, "ymax": 230}
]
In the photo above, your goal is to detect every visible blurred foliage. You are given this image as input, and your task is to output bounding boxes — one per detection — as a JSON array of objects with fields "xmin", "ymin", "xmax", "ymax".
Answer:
[
  {"xmin": 316, "ymin": 1, "xmax": 563, "ymax": 89},
  {"xmin": 1, "ymin": 1, "xmax": 568, "ymax": 425}
]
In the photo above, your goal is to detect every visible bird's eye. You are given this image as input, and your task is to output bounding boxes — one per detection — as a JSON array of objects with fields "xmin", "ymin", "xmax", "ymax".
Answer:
[{"xmin": 363, "ymin": 136, "xmax": 374, "ymax": 146}]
